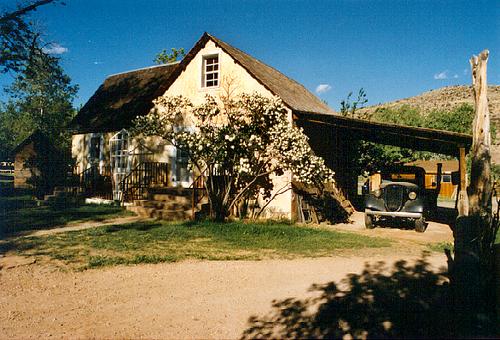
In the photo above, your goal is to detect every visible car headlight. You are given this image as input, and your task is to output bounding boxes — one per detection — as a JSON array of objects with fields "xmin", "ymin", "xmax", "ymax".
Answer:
[
  {"xmin": 408, "ymin": 191, "xmax": 417, "ymax": 200},
  {"xmin": 374, "ymin": 189, "xmax": 382, "ymax": 198}
]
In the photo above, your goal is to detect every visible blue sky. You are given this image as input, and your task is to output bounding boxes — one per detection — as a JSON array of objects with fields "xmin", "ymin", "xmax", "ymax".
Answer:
[{"xmin": 1, "ymin": 0, "xmax": 499, "ymax": 110}]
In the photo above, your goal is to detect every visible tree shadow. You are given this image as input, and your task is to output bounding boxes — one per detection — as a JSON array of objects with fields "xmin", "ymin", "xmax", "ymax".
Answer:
[
  {"xmin": 0, "ymin": 201, "xmax": 129, "ymax": 239},
  {"xmin": 103, "ymin": 221, "xmax": 163, "ymax": 233},
  {"xmin": 241, "ymin": 254, "xmax": 492, "ymax": 339}
]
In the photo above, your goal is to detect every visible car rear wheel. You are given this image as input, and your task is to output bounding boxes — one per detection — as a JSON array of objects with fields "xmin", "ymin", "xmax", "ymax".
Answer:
[
  {"xmin": 365, "ymin": 213, "xmax": 375, "ymax": 229},
  {"xmin": 415, "ymin": 217, "xmax": 426, "ymax": 233}
]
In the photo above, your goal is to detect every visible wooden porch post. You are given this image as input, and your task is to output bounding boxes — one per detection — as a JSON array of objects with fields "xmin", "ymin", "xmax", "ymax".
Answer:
[{"xmin": 457, "ymin": 146, "xmax": 469, "ymax": 216}]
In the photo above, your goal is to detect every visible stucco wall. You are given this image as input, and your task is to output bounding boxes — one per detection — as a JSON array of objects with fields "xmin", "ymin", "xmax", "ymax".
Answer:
[
  {"xmin": 72, "ymin": 133, "xmax": 172, "ymax": 176},
  {"xmin": 161, "ymin": 39, "xmax": 293, "ymax": 218},
  {"xmin": 71, "ymin": 39, "xmax": 297, "ymax": 218}
]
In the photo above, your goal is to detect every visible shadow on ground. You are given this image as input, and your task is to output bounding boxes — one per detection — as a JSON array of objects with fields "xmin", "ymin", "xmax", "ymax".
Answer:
[
  {"xmin": 365, "ymin": 206, "xmax": 457, "ymax": 232},
  {"xmin": 0, "ymin": 202, "xmax": 128, "ymax": 239},
  {"xmin": 241, "ymin": 254, "xmax": 495, "ymax": 338}
]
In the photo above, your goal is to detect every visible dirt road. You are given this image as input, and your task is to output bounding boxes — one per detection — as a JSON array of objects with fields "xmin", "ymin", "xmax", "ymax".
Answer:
[
  {"xmin": 0, "ymin": 251, "xmax": 447, "ymax": 339},
  {"xmin": 0, "ymin": 211, "xmax": 453, "ymax": 339}
]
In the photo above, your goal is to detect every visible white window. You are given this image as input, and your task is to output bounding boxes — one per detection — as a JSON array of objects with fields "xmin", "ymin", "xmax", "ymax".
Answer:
[
  {"xmin": 109, "ymin": 129, "xmax": 130, "ymax": 200},
  {"xmin": 202, "ymin": 54, "xmax": 219, "ymax": 88},
  {"xmin": 175, "ymin": 148, "xmax": 190, "ymax": 183},
  {"xmin": 89, "ymin": 135, "xmax": 101, "ymax": 161},
  {"xmin": 169, "ymin": 145, "xmax": 191, "ymax": 187},
  {"xmin": 88, "ymin": 133, "xmax": 104, "ymax": 172},
  {"xmin": 441, "ymin": 174, "xmax": 452, "ymax": 183}
]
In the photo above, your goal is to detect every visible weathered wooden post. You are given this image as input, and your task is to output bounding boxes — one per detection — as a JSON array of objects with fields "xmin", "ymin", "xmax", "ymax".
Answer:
[
  {"xmin": 452, "ymin": 49, "xmax": 495, "ymax": 335},
  {"xmin": 468, "ymin": 50, "xmax": 492, "ymax": 216},
  {"xmin": 457, "ymin": 147, "xmax": 469, "ymax": 216}
]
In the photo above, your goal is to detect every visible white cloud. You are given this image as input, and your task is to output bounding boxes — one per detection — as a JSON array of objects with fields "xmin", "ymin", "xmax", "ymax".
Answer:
[
  {"xmin": 93, "ymin": 61, "xmax": 104, "ymax": 65},
  {"xmin": 453, "ymin": 74, "xmax": 459, "ymax": 79},
  {"xmin": 42, "ymin": 43, "xmax": 68, "ymax": 55},
  {"xmin": 315, "ymin": 84, "xmax": 332, "ymax": 94},
  {"xmin": 433, "ymin": 70, "xmax": 448, "ymax": 80},
  {"xmin": 463, "ymin": 68, "xmax": 469, "ymax": 75}
]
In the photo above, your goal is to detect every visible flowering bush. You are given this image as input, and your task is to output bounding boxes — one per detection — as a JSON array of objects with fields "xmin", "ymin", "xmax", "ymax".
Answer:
[{"xmin": 133, "ymin": 93, "xmax": 337, "ymax": 221}]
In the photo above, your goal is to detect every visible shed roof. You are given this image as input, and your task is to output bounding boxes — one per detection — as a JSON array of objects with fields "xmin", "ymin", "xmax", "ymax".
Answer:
[
  {"xmin": 12, "ymin": 130, "xmax": 53, "ymax": 155},
  {"xmin": 295, "ymin": 111, "xmax": 472, "ymax": 156},
  {"xmin": 70, "ymin": 63, "xmax": 179, "ymax": 133}
]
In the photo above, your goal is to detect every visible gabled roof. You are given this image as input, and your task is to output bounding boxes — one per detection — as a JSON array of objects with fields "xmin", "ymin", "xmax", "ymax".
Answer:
[
  {"xmin": 70, "ymin": 33, "xmax": 334, "ymax": 133},
  {"xmin": 202, "ymin": 33, "xmax": 334, "ymax": 115},
  {"xmin": 12, "ymin": 130, "xmax": 53, "ymax": 155},
  {"xmin": 70, "ymin": 63, "xmax": 179, "ymax": 133}
]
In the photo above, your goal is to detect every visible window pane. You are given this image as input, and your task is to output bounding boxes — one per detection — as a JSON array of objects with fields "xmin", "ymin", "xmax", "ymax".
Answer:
[
  {"xmin": 203, "ymin": 55, "xmax": 219, "ymax": 87},
  {"xmin": 176, "ymin": 149, "xmax": 190, "ymax": 182},
  {"xmin": 442, "ymin": 175, "xmax": 452, "ymax": 183}
]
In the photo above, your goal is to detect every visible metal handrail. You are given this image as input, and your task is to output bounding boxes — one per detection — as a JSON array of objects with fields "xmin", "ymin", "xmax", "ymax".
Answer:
[{"xmin": 119, "ymin": 162, "xmax": 169, "ymax": 204}]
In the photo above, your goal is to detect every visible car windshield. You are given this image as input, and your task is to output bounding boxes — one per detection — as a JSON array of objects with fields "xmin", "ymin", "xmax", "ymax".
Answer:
[{"xmin": 387, "ymin": 173, "xmax": 418, "ymax": 184}]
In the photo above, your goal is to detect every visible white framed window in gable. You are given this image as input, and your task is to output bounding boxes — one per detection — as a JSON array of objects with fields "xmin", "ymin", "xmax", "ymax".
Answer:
[{"xmin": 202, "ymin": 53, "xmax": 219, "ymax": 88}]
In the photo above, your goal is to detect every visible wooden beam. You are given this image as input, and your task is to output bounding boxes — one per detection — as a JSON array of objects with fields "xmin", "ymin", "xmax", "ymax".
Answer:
[
  {"xmin": 296, "ymin": 118, "xmax": 469, "ymax": 156},
  {"xmin": 458, "ymin": 147, "xmax": 469, "ymax": 216}
]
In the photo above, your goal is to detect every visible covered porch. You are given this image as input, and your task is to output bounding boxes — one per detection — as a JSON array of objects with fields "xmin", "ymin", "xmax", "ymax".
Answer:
[{"xmin": 293, "ymin": 111, "xmax": 473, "ymax": 213}]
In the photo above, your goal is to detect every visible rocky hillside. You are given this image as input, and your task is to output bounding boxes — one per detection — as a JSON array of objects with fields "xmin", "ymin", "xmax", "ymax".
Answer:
[
  {"xmin": 358, "ymin": 85, "xmax": 500, "ymax": 125},
  {"xmin": 358, "ymin": 85, "xmax": 500, "ymax": 163}
]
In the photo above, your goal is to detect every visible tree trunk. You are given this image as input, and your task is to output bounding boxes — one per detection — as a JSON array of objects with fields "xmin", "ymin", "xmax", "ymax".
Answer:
[
  {"xmin": 468, "ymin": 50, "xmax": 492, "ymax": 216},
  {"xmin": 451, "ymin": 49, "xmax": 495, "ymax": 336}
]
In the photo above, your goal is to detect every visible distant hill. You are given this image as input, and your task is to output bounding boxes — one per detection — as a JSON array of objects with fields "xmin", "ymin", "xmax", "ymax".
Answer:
[
  {"xmin": 357, "ymin": 85, "xmax": 500, "ymax": 164},
  {"xmin": 358, "ymin": 85, "xmax": 500, "ymax": 125}
]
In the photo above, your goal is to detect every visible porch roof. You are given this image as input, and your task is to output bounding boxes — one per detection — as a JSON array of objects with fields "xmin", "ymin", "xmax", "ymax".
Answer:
[{"xmin": 294, "ymin": 111, "xmax": 472, "ymax": 156}]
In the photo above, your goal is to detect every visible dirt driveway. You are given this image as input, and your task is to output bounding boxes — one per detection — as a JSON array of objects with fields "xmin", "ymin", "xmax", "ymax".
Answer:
[
  {"xmin": 329, "ymin": 211, "xmax": 454, "ymax": 245},
  {"xmin": 0, "ymin": 253, "xmax": 448, "ymax": 339},
  {"xmin": 0, "ymin": 213, "xmax": 451, "ymax": 339}
]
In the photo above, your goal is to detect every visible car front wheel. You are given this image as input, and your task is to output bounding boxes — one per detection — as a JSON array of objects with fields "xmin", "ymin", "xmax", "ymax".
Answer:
[
  {"xmin": 415, "ymin": 217, "xmax": 426, "ymax": 233},
  {"xmin": 365, "ymin": 213, "xmax": 375, "ymax": 229}
]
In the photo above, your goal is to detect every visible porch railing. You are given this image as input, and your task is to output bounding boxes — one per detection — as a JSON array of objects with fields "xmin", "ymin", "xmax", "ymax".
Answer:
[
  {"xmin": 77, "ymin": 164, "xmax": 112, "ymax": 200},
  {"xmin": 120, "ymin": 162, "xmax": 169, "ymax": 203}
]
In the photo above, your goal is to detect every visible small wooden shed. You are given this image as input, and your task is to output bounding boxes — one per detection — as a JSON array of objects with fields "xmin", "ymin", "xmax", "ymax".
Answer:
[{"xmin": 12, "ymin": 131, "xmax": 55, "ymax": 188}]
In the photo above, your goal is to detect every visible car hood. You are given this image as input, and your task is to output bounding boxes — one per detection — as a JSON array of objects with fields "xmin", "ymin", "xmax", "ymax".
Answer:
[{"xmin": 380, "ymin": 181, "xmax": 419, "ymax": 190}]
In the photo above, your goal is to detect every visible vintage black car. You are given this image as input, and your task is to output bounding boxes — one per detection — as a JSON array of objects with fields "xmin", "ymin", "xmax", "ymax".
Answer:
[{"xmin": 364, "ymin": 166, "xmax": 435, "ymax": 233}]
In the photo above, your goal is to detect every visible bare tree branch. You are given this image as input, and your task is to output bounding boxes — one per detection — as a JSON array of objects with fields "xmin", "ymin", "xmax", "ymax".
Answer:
[{"xmin": 0, "ymin": 0, "xmax": 57, "ymax": 24}]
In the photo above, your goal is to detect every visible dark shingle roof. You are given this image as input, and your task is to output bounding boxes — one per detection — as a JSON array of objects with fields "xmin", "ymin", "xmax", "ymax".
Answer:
[
  {"xmin": 12, "ymin": 130, "xmax": 53, "ymax": 155},
  {"xmin": 70, "ymin": 63, "xmax": 179, "ymax": 133}
]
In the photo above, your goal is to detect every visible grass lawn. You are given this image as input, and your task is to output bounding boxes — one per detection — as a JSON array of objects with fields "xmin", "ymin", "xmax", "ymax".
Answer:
[
  {"xmin": 1, "ymin": 220, "xmax": 392, "ymax": 269},
  {"xmin": 0, "ymin": 195, "xmax": 133, "ymax": 237},
  {"xmin": 428, "ymin": 242, "xmax": 453, "ymax": 253}
]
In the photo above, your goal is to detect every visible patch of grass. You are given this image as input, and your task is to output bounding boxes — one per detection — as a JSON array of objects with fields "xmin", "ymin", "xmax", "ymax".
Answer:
[
  {"xmin": 2, "ymin": 220, "xmax": 392, "ymax": 269},
  {"xmin": 0, "ymin": 195, "xmax": 36, "ymax": 212},
  {"xmin": 428, "ymin": 242, "xmax": 453, "ymax": 253},
  {"xmin": 0, "ymin": 202, "xmax": 134, "ymax": 237}
]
